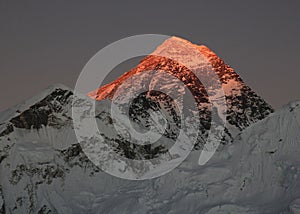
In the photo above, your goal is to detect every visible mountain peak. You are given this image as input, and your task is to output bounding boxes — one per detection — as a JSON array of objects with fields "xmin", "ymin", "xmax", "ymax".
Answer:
[
  {"xmin": 88, "ymin": 36, "xmax": 273, "ymax": 134},
  {"xmin": 153, "ymin": 36, "xmax": 215, "ymax": 60},
  {"xmin": 0, "ymin": 84, "xmax": 73, "ymax": 124},
  {"xmin": 0, "ymin": 84, "xmax": 74, "ymax": 136},
  {"xmin": 158, "ymin": 36, "xmax": 208, "ymax": 50},
  {"xmin": 151, "ymin": 36, "xmax": 210, "ymax": 63},
  {"xmin": 88, "ymin": 38, "xmax": 225, "ymax": 101},
  {"xmin": 159, "ymin": 36, "xmax": 197, "ymax": 47}
]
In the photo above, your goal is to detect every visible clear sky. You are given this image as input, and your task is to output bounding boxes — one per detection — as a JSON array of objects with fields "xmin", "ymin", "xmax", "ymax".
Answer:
[{"xmin": 1, "ymin": 0, "xmax": 299, "ymax": 111}]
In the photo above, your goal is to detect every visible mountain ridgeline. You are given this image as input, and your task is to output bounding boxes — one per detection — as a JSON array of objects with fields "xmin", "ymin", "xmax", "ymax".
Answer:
[{"xmin": 0, "ymin": 37, "xmax": 280, "ymax": 213}]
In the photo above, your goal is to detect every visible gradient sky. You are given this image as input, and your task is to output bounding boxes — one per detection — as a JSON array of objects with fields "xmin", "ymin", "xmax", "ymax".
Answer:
[{"xmin": 1, "ymin": 0, "xmax": 299, "ymax": 111}]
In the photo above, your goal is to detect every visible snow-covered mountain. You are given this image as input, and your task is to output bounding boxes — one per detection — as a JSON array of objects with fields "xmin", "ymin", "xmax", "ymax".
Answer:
[
  {"xmin": 1, "ymin": 85, "xmax": 299, "ymax": 213},
  {"xmin": 89, "ymin": 36, "xmax": 273, "ymax": 135},
  {"xmin": 1, "ymin": 37, "xmax": 295, "ymax": 213}
]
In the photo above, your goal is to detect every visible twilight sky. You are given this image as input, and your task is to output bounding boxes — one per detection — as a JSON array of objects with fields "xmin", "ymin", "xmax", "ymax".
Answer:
[{"xmin": 0, "ymin": 0, "xmax": 299, "ymax": 111}]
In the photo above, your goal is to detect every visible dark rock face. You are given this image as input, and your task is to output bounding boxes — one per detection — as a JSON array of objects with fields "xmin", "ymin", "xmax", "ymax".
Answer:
[
  {"xmin": 0, "ymin": 144, "xmax": 12, "ymax": 164},
  {"xmin": 198, "ymin": 44, "xmax": 274, "ymax": 130},
  {"xmin": 9, "ymin": 89, "xmax": 73, "ymax": 130},
  {"xmin": 59, "ymin": 144, "xmax": 100, "ymax": 174},
  {"xmin": 10, "ymin": 109, "xmax": 50, "ymax": 129},
  {"xmin": 226, "ymin": 85, "xmax": 274, "ymax": 130},
  {"xmin": 0, "ymin": 124, "xmax": 13, "ymax": 137},
  {"xmin": 128, "ymin": 90, "xmax": 181, "ymax": 140},
  {"xmin": 0, "ymin": 186, "xmax": 5, "ymax": 214}
]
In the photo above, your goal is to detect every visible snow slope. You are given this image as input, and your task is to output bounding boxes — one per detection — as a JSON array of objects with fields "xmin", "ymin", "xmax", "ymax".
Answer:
[{"xmin": 0, "ymin": 84, "xmax": 299, "ymax": 213}]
